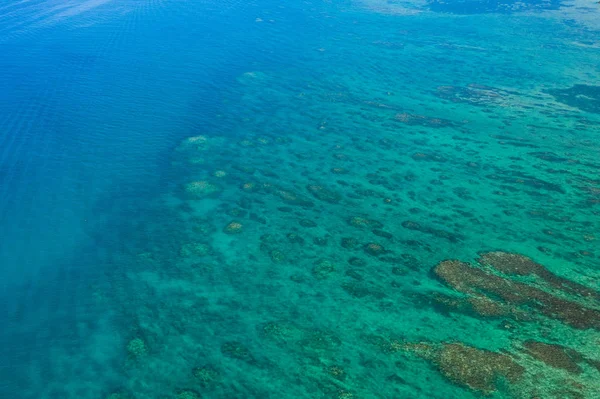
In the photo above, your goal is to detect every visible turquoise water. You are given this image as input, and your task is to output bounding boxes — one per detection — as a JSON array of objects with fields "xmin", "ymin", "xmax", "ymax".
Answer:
[{"xmin": 1, "ymin": 0, "xmax": 599, "ymax": 398}]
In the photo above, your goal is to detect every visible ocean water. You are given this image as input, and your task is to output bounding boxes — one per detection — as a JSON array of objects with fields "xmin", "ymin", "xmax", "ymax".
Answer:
[{"xmin": 0, "ymin": 0, "xmax": 599, "ymax": 398}]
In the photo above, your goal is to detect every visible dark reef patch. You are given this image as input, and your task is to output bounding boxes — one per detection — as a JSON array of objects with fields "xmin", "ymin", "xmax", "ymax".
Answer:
[
  {"xmin": 431, "ymin": 254, "xmax": 600, "ymax": 330},
  {"xmin": 548, "ymin": 84, "xmax": 600, "ymax": 114}
]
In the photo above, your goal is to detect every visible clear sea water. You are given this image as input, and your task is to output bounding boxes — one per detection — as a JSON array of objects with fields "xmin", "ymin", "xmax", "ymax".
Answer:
[{"xmin": 1, "ymin": 0, "xmax": 599, "ymax": 398}]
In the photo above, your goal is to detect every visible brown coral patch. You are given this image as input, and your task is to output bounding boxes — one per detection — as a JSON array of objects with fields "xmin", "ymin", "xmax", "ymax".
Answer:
[
  {"xmin": 223, "ymin": 221, "xmax": 243, "ymax": 234},
  {"xmin": 428, "ymin": 293, "xmax": 527, "ymax": 321},
  {"xmin": 435, "ymin": 343, "xmax": 524, "ymax": 394},
  {"xmin": 468, "ymin": 295, "xmax": 515, "ymax": 318},
  {"xmin": 364, "ymin": 242, "xmax": 386, "ymax": 256},
  {"xmin": 478, "ymin": 251, "xmax": 600, "ymax": 301},
  {"xmin": 433, "ymin": 259, "xmax": 600, "ymax": 330},
  {"xmin": 400, "ymin": 341, "xmax": 524, "ymax": 394},
  {"xmin": 522, "ymin": 341, "xmax": 584, "ymax": 375},
  {"xmin": 241, "ymin": 181, "xmax": 259, "ymax": 192}
]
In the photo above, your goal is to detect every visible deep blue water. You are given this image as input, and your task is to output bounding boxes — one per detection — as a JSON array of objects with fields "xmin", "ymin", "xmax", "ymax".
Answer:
[
  {"xmin": 1, "ymin": 1, "xmax": 599, "ymax": 398},
  {"xmin": 0, "ymin": 1, "xmax": 339, "ymax": 396},
  {"xmin": 0, "ymin": 0, "xmax": 291, "ymax": 394}
]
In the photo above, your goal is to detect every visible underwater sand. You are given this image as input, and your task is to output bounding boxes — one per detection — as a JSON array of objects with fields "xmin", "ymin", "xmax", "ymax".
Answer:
[{"xmin": 1, "ymin": 0, "xmax": 599, "ymax": 398}]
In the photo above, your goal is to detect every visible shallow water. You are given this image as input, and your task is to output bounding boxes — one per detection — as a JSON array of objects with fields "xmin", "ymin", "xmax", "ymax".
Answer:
[{"xmin": 1, "ymin": 0, "xmax": 599, "ymax": 398}]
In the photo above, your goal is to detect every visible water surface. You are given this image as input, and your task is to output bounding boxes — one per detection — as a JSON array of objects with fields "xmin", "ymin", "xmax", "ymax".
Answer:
[{"xmin": 1, "ymin": 0, "xmax": 599, "ymax": 398}]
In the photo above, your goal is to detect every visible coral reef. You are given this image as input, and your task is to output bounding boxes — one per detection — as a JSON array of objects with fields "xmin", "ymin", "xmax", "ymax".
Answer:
[
  {"xmin": 435, "ymin": 84, "xmax": 509, "ymax": 106},
  {"xmin": 183, "ymin": 180, "xmax": 222, "ymax": 199},
  {"xmin": 105, "ymin": 393, "xmax": 131, "ymax": 399},
  {"xmin": 179, "ymin": 242, "xmax": 211, "ymax": 257},
  {"xmin": 394, "ymin": 112, "xmax": 457, "ymax": 127},
  {"xmin": 547, "ymin": 84, "xmax": 600, "ymax": 114},
  {"xmin": 126, "ymin": 337, "xmax": 148, "ymax": 358},
  {"xmin": 433, "ymin": 257, "xmax": 600, "ymax": 330},
  {"xmin": 193, "ymin": 366, "xmax": 220, "ymax": 386},
  {"xmin": 477, "ymin": 251, "xmax": 600, "ymax": 300},
  {"xmin": 341, "ymin": 237, "xmax": 360, "ymax": 249},
  {"xmin": 299, "ymin": 218, "xmax": 317, "ymax": 228},
  {"xmin": 221, "ymin": 341, "xmax": 254, "ymax": 363},
  {"xmin": 364, "ymin": 242, "xmax": 385, "ymax": 256},
  {"xmin": 175, "ymin": 390, "xmax": 201, "ymax": 399},
  {"xmin": 522, "ymin": 341, "xmax": 583, "ymax": 374},
  {"xmin": 401, "ymin": 221, "xmax": 462, "ymax": 242},
  {"xmin": 223, "ymin": 221, "xmax": 243, "ymax": 234},
  {"xmin": 312, "ymin": 259, "xmax": 336, "ymax": 279},
  {"xmin": 434, "ymin": 343, "xmax": 524, "ymax": 393},
  {"xmin": 306, "ymin": 184, "xmax": 342, "ymax": 203},
  {"xmin": 347, "ymin": 216, "xmax": 383, "ymax": 229},
  {"xmin": 274, "ymin": 188, "xmax": 314, "ymax": 207}
]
